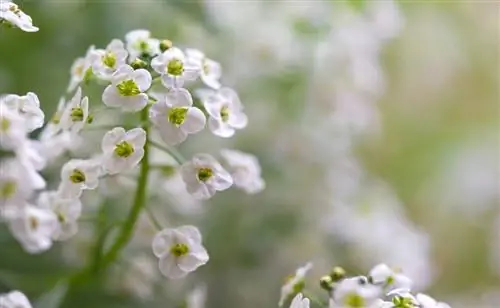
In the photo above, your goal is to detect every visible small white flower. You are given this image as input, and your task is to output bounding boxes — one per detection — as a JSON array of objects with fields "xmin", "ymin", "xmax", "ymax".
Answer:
[
  {"xmin": 202, "ymin": 88, "xmax": 247, "ymax": 137},
  {"xmin": 180, "ymin": 154, "xmax": 233, "ymax": 200},
  {"xmin": 37, "ymin": 191, "xmax": 82, "ymax": 241},
  {"xmin": 185, "ymin": 48, "xmax": 221, "ymax": 89},
  {"xmin": 0, "ymin": 159, "xmax": 36, "ymax": 215},
  {"xmin": 1, "ymin": 92, "xmax": 44, "ymax": 132},
  {"xmin": 40, "ymin": 96, "xmax": 66, "ymax": 138},
  {"xmin": 279, "ymin": 262, "xmax": 313, "ymax": 307},
  {"xmin": 67, "ymin": 46, "xmax": 95, "ymax": 93},
  {"xmin": 416, "ymin": 294, "xmax": 451, "ymax": 308},
  {"xmin": 152, "ymin": 225, "xmax": 209, "ymax": 279},
  {"xmin": 151, "ymin": 47, "xmax": 199, "ymax": 88},
  {"xmin": 125, "ymin": 29, "xmax": 160, "ymax": 60},
  {"xmin": 0, "ymin": 2, "xmax": 38, "ymax": 32},
  {"xmin": 102, "ymin": 65, "xmax": 151, "ymax": 112},
  {"xmin": 369, "ymin": 264, "xmax": 412, "ymax": 291},
  {"xmin": 0, "ymin": 104, "xmax": 27, "ymax": 150},
  {"xmin": 59, "ymin": 87, "xmax": 90, "ymax": 134},
  {"xmin": 149, "ymin": 88, "xmax": 205, "ymax": 145},
  {"xmin": 101, "ymin": 127, "xmax": 146, "ymax": 174},
  {"xmin": 0, "ymin": 290, "xmax": 33, "ymax": 308},
  {"xmin": 289, "ymin": 293, "xmax": 310, "ymax": 308},
  {"xmin": 7, "ymin": 204, "xmax": 57, "ymax": 254},
  {"xmin": 220, "ymin": 149, "xmax": 265, "ymax": 194},
  {"xmin": 90, "ymin": 39, "xmax": 128, "ymax": 80},
  {"xmin": 59, "ymin": 159, "xmax": 101, "ymax": 198},
  {"xmin": 332, "ymin": 277, "xmax": 381, "ymax": 308}
]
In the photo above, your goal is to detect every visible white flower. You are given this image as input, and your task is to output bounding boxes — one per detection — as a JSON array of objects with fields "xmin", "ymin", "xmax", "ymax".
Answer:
[
  {"xmin": 180, "ymin": 154, "xmax": 233, "ymax": 200},
  {"xmin": 220, "ymin": 149, "xmax": 265, "ymax": 194},
  {"xmin": 125, "ymin": 29, "xmax": 160, "ymax": 60},
  {"xmin": 101, "ymin": 127, "xmax": 146, "ymax": 174},
  {"xmin": 369, "ymin": 264, "xmax": 412, "ymax": 291},
  {"xmin": 149, "ymin": 88, "xmax": 205, "ymax": 145},
  {"xmin": 59, "ymin": 159, "xmax": 101, "ymax": 198},
  {"xmin": 289, "ymin": 293, "xmax": 310, "ymax": 308},
  {"xmin": 416, "ymin": 294, "xmax": 451, "ymax": 308},
  {"xmin": 59, "ymin": 87, "xmax": 90, "ymax": 134},
  {"xmin": 0, "ymin": 159, "xmax": 36, "ymax": 216},
  {"xmin": 152, "ymin": 225, "xmax": 209, "ymax": 279},
  {"xmin": 7, "ymin": 204, "xmax": 57, "ymax": 254},
  {"xmin": 202, "ymin": 88, "xmax": 247, "ymax": 138},
  {"xmin": 90, "ymin": 39, "xmax": 128, "ymax": 80},
  {"xmin": 1, "ymin": 92, "xmax": 44, "ymax": 132},
  {"xmin": 186, "ymin": 285, "xmax": 207, "ymax": 308},
  {"xmin": 151, "ymin": 47, "xmax": 199, "ymax": 88},
  {"xmin": 0, "ymin": 290, "xmax": 33, "ymax": 308},
  {"xmin": 37, "ymin": 191, "xmax": 82, "ymax": 241},
  {"xmin": 332, "ymin": 277, "xmax": 381, "ymax": 308},
  {"xmin": 40, "ymin": 97, "xmax": 66, "ymax": 139},
  {"xmin": 0, "ymin": 2, "xmax": 38, "ymax": 32},
  {"xmin": 67, "ymin": 46, "xmax": 95, "ymax": 93},
  {"xmin": 185, "ymin": 48, "xmax": 221, "ymax": 89},
  {"xmin": 279, "ymin": 262, "xmax": 313, "ymax": 307},
  {"xmin": 102, "ymin": 65, "xmax": 151, "ymax": 112},
  {"xmin": 0, "ymin": 104, "xmax": 27, "ymax": 150}
]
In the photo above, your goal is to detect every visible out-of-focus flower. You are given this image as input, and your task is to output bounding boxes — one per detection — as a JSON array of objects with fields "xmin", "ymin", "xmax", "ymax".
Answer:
[
  {"xmin": 331, "ymin": 277, "xmax": 381, "ymax": 308},
  {"xmin": 220, "ymin": 149, "xmax": 265, "ymax": 194},
  {"xmin": 279, "ymin": 262, "xmax": 313, "ymax": 307},
  {"xmin": 185, "ymin": 48, "xmax": 221, "ymax": 89},
  {"xmin": 201, "ymin": 88, "xmax": 247, "ymax": 138},
  {"xmin": 0, "ymin": 1, "xmax": 38, "ymax": 32},
  {"xmin": 125, "ymin": 29, "xmax": 160, "ymax": 61},
  {"xmin": 369, "ymin": 264, "xmax": 412, "ymax": 292},
  {"xmin": 289, "ymin": 293, "xmax": 310, "ymax": 308},
  {"xmin": 37, "ymin": 191, "xmax": 82, "ymax": 241},
  {"xmin": 0, "ymin": 290, "xmax": 33, "ymax": 308},
  {"xmin": 1, "ymin": 92, "xmax": 44, "ymax": 132}
]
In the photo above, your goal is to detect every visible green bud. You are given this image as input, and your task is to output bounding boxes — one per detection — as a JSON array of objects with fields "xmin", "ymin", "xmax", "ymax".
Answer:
[
  {"xmin": 131, "ymin": 58, "xmax": 147, "ymax": 70},
  {"xmin": 160, "ymin": 39, "xmax": 173, "ymax": 52},
  {"xmin": 329, "ymin": 266, "xmax": 346, "ymax": 282},
  {"xmin": 319, "ymin": 275, "xmax": 334, "ymax": 291},
  {"xmin": 86, "ymin": 114, "xmax": 94, "ymax": 124},
  {"xmin": 83, "ymin": 67, "xmax": 94, "ymax": 84}
]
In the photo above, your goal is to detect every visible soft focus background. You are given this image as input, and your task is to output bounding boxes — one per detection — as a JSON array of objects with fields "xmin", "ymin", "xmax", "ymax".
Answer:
[{"xmin": 0, "ymin": 0, "xmax": 499, "ymax": 307}]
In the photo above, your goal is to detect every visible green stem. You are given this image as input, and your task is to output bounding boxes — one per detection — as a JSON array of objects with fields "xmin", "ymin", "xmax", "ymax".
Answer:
[
  {"xmin": 100, "ymin": 107, "xmax": 151, "ymax": 268},
  {"xmin": 145, "ymin": 206, "xmax": 163, "ymax": 231}
]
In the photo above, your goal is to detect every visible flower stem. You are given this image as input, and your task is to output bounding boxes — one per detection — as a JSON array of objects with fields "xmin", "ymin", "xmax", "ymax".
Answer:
[
  {"xmin": 100, "ymin": 107, "xmax": 150, "ymax": 268},
  {"xmin": 149, "ymin": 140, "xmax": 185, "ymax": 164}
]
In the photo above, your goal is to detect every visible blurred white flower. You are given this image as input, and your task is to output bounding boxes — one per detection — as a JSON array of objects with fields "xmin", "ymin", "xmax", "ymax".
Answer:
[
  {"xmin": 125, "ymin": 29, "xmax": 160, "ymax": 61},
  {"xmin": 332, "ymin": 277, "xmax": 381, "ymax": 308},
  {"xmin": 0, "ymin": 159, "xmax": 35, "ymax": 217},
  {"xmin": 149, "ymin": 88, "xmax": 205, "ymax": 145},
  {"xmin": 0, "ymin": 104, "xmax": 27, "ymax": 150},
  {"xmin": 59, "ymin": 159, "xmax": 101, "ymax": 199},
  {"xmin": 91, "ymin": 39, "xmax": 129, "ymax": 80},
  {"xmin": 186, "ymin": 284, "xmax": 207, "ymax": 308},
  {"xmin": 220, "ymin": 149, "xmax": 265, "ymax": 194},
  {"xmin": 416, "ymin": 293, "xmax": 451, "ymax": 308},
  {"xmin": 119, "ymin": 255, "xmax": 159, "ymax": 299},
  {"xmin": 101, "ymin": 127, "xmax": 146, "ymax": 174},
  {"xmin": 185, "ymin": 48, "xmax": 221, "ymax": 89},
  {"xmin": 152, "ymin": 225, "xmax": 209, "ymax": 279},
  {"xmin": 0, "ymin": 1, "xmax": 38, "ymax": 32},
  {"xmin": 102, "ymin": 65, "xmax": 151, "ymax": 112},
  {"xmin": 37, "ymin": 191, "xmax": 82, "ymax": 241},
  {"xmin": 1, "ymin": 92, "xmax": 44, "ymax": 132},
  {"xmin": 7, "ymin": 204, "xmax": 57, "ymax": 254},
  {"xmin": 279, "ymin": 262, "xmax": 313, "ymax": 307},
  {"xmin": 0, "ymin": 290, "xmax": 32, "ymax": 308},
  {"xmin": 289, "ymin": 293, "xmax": 310, "ymax": 308},
  {"xmin": 67, "ymin": 46, "xmax": 95, "ymax": 93},
  {"xmin": 180, "ymin": 153, "xmax": 233, "ymax": 200},
  {"xmin": 40, "ymin": 97, "xmax": 66, "ymax": 139},
  {"xmin": 59, "ymin": 87, "xmax": 90, "ymax": 134},
  {"xmin": 202, "ymin": 88, "xmax": 247, "ymax": 138},
  {"xmin": 151, "ymin": 47, "xmax": 199, "ymax": 89},
  {"xmin": 369, "ymin": 264, "xmax": 412, "ymax": 292}
]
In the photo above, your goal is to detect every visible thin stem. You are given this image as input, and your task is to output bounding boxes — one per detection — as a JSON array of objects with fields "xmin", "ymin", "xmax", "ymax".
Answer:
[
  {"xmin": 145, "ymin": 206, "xmax": 163, "ymax": 231},
  {"xmin": 149, "ymin": 140, "xmax": 185, "ymax": 164},
  {"xmin": 100, "ymin": 107, "xmax": 150, "ymax": 268}
]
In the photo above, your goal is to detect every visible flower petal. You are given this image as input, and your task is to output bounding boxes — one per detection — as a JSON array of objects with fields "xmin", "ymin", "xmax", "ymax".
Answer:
[{"xmin": 181, "ymin": 108, "xmax": 206, "ymax": 134}]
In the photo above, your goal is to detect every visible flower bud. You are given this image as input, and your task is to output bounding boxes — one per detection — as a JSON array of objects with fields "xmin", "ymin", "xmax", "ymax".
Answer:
[
  {"xmin": 131, "ymin": 58, "xmax": 147, "ymax": 70},
  {"xmin": 160, "ymin": 39, "xmax": 173, "ymax": 52},
  {"xmin": 319, "ymin": 275, "xmax": 333, "ymax": 291},
  {"xmin": 329, "ymin": 266, "xmax": 346, "ymax": 282}
]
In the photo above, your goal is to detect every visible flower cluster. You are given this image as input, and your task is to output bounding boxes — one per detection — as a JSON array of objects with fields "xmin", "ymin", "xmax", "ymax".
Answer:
[
  {"xmin": 0, "ymin": 1, "xmax": 38, "ymax": 32},
  {"xmin": 280, "ymin": 263, "xmax": 451, "ymax": 308},
  {"xmin": 0, "ymin": 290, "xmax": 32, "ymax": 308}
]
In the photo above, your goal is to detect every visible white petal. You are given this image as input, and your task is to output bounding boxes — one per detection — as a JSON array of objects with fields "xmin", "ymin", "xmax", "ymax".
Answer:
[
  {"xmin": 208, "ymin": 117, "xmax": 235, "ymax": 138},
  {"xmin": 152, "ymin": 229, "xmax": 174, "ymax": 257},
  {"xmin": 151, "ymin": 54, "xmax": 167, "ymax": 74},
  {"xmin": 166, "ymin": 88, "xmax": 193, "ymax": 107},
  {"xmin": 133, "ymin": 69, "xmax": 152, "ymax": 92},
  {"xmin": 120, "ymin": 94, "xmax": 149, "ymax": 112},
  {"xmin": 125, "ymin": 127, "xmax": 147, "ymax": 148},
  {"xmin": 177, "ymin": 225, "xmax": 202, "ymax": 244},
  {"xmin": 111, "ymin": 65, "xmax": 134, "ymax": 84},
  {"xmin": 228, "ymin": 111, "xmax": 248, "ymax": 129},
  {"xmin": 162, "ymin": 75, "xmax": 184, "ymax": 89},
  {"xmin": 101, "ymin": 127, "xmax": 126, "ymax": 152},
  {"xmin": 210, "ymin": 169, "xmax": 233, "ymax": 191},
  {"xmin": 159, "ymin": 255, "xmax": 188, "ymax": 279},
  {"xmin": 178, "ymin": 250, "xmax": 208, "ymax": 272},
  {"xmin": 102, "ymin": 86, "xmax": 123, "ymax": 108},
  {"xmin": 158, "ymin": 123, "xmax": 188, "ymax": 145},
  {"xmin": 181, "ymin": 108, "xmax": 206, "ymax": 134}
]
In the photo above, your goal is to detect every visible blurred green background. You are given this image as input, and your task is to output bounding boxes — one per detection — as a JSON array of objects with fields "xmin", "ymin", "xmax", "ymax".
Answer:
[{"xmin": 0, "ymin": 1, "xmax": 498, "ymax": 307}]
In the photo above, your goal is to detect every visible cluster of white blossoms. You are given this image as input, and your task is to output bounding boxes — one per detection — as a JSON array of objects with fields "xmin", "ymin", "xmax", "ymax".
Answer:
[
  {"xmin": 0, "ymin": 1, "xmax": 38, "ymax": 32},
  {"xmin": 0, "ymin": 27, "xmax": 266, "ymax": 303},
  {"xmin": 280, "ymin": 263, "xmax": 451, "ymax": 308}
]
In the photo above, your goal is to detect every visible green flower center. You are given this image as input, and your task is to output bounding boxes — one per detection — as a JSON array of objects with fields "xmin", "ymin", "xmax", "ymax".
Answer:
[
  {"xmin": 0, "ymin": 118, "xmax": 10, "ymax": 132},
  {"xmin": 116, "ymin": 79, "xmax": 140, "ymax": 96},
  {"xmin": 69, "ymin": 169, "xmax": 86, "ymax": 183},
  {"xmin": 167, "ymin": 59, "xmax": 184, "ymax": 76},
  {"xmin": 220, "ymin": 105, "xmax": 230, "ymax": 122},
  {"xmin": 56, "ymin": 210, "xmax": 66, "ymax": 223},
  {"xmin": 170, "ymin": 243, "xmax": 189, "ymax": 257},
  {"xmin": 393, "ymin": 296, "xmax": 417, "ymax": 308},
  {"xmin": 0, "ymin": 181, "xmax": 16, "ymax": 198},
  {"xmin": 138, "ymin": 40, "xmax": 149, "ymax": 51},
  {"xmin": 386, "ymin": 275, "xmax": 395, "ymax": 285},
  {"xmin": 102, "ymin": 52, "xmax": 117, "ymax": 68},
  {"xmin": 114, "ymin": 141, "xmax": 135, "ymax": 158},
  {"xmin": 344, "ymin": 293, "xmax": 365, "ymax": 308},
  {"xmin": 167, "ymin": 107, "xmax": 188, "ymax": 126},
  {"xmin": 70, "ymin": 107, "xmax": 84, "ymax": 122},
  {"xmin": 197, "ymin": 167, "xmax": 213, "ymax": 182}
]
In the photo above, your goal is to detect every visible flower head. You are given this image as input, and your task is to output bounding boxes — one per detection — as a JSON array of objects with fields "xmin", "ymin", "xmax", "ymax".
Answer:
[
  {"xmin": 125, "ymin": 29, "xmax": 160, "ymax": 60},
  {"xmin": 181, "ymin": 154, "xmax": 233, "ymax": 200},
  {"xmin": 1, "ymin": 92, "xmax": 44, "ymax": 132},
  {"xmin": 332, "ymin": 277, "xmax": 382, "ymax": 308},
  {"xmin": 220, "ymin": 149, "xmax": 265, "ymax": 194},
  {"xmin": 91, "ymin": 39, "xmax": 129, "ymax": 80},
  {"xmin": 151, "ymin": 47, "xmax": 199, "ymax": 89},
  {"xmin": 0, "ymin": 2, "xmax": 38, "ymax": 32},
  {"xmin": 369, "ymin": 264, "xmax": 412, "ymax": 292},
  {"xmin": 101, "ymin": 127, "xmax": 146, "ymax": 174},
  {"xmin": 67, "ymin": 46, "xmax": 95, "ymax": 92},
  {"xmin": 37, "ymin": 191, "xmax": 82, "ymax": 241},
  {"xmin": 202, "ymin": 88, "xmax": 248, "ymax": 138},
  {"xmin": 102, "ymin": 65, "xmax": 151, "ymax": 112},
  {"xmin": 59, "ymin": 87, "xmax": 90, "ymax": 134},
  {"xmin": 289, "ymin": 293, "xmax": 310, "ymax": 308},
  {"xmin": 185, "ymin": 48, "xmax": 221, "ymax": 89},
  {"xmin": 59, "ymin": 159, "xmax": 101, "ymax": 198},
  {"xmin": 279, "ymin": 262, "xmax": 313, "ymax": 306},
  {"xmin": 152, "ymin": 225, "xmax": 209, "ymax": 279}
]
